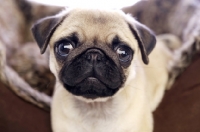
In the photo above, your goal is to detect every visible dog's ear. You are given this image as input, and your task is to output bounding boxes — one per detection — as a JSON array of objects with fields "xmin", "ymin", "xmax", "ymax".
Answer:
[
  {"xmin": 127, "ymin": 19, "xmax": 156, "ymax": 64},
  {"xmin": 31, "ymin": 15, "xmax": 64, "ymax": 54}
]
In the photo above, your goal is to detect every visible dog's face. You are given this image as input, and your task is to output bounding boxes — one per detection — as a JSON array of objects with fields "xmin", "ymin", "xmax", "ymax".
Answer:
[{"xmin": 32, "ymin": 8, "xmax": 156, "ymax": 101}]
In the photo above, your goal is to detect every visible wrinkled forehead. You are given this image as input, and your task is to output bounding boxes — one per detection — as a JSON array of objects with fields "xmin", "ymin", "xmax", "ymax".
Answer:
[{"xmin": 50, "ymin": 9, "xmax": 134, "ymax": 45}]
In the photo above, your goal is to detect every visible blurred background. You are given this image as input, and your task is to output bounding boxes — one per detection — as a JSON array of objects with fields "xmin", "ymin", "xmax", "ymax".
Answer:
[{"xmin": 28, "ymin": 0, "xmax": 140, "ymax": 8}]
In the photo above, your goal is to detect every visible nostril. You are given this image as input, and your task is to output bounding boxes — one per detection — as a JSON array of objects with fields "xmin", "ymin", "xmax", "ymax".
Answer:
[
  {"xmin": 97, "ymin": 55, "xmax": 102, "ymax": 61},
  {"xmin": 86, "ymin": 53, "xmax": 92, "ymax": 60}
]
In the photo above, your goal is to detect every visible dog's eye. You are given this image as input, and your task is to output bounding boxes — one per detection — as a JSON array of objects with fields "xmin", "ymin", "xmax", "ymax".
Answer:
[
  {"xmin": 116, "ymin": 45, "xmax": 133, "ymax": 62},
  {"xmin": 56, "ymin": 41, "xmax": 74, "ymax": 56}
]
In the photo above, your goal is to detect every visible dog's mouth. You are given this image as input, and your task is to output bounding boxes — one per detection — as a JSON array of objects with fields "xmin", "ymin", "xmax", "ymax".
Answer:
[{"xmin": 63, "ymin": 77, "xmax": 119, "ymax": 99}]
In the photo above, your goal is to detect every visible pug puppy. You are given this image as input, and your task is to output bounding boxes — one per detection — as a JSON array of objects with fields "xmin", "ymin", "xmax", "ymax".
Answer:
[{"xmin": 32, "ymin": 8, "xmax": 172, "ymax": 132}]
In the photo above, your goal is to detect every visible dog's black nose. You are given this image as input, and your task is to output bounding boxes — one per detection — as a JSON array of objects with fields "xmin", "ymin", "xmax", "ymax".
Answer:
[{"xmin": 85, "ymin": 49, "xmax": 105, "ymax": 64}]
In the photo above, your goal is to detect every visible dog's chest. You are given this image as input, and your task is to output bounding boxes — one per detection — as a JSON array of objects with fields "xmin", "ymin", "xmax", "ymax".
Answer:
[
  {"xmin": 52, "ymin": 92, "xmax": 137, "ymax": 132},
  {"xmin": 69, "ymin": 100, "xmax": 131, "ymax": 132}
]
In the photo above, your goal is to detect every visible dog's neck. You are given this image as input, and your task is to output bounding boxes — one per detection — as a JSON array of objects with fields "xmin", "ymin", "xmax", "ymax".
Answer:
[
  {"xmin": 73, "ymin": 97, "xmax": 119, "ymax": 120},
  {"xmin": 60, "ymin": 87, "xmax": 132, "ymax": 120}
]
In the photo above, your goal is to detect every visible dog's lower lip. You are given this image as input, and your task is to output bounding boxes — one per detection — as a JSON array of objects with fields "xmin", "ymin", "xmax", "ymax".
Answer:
[
  {"xmin": 87, "ymin": 77, "xmax": 98, "ymax": 80},
  {"xmin": 82, "ymin": 94, "xmax": 99, "ymax": 99}
]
